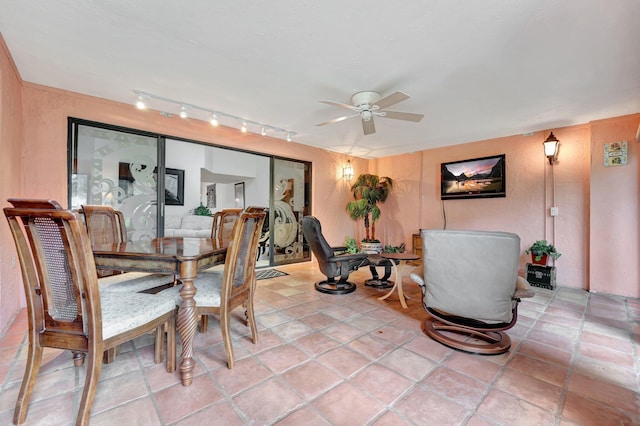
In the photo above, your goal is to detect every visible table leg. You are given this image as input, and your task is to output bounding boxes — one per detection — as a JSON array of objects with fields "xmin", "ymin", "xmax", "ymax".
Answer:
[
  {"xmin": 378, "ymin": 260, "xmax": 409, "ymax": 309},
  {"xmin": 177, "ymin": 261, "xmax": 198, "ymax": 386}
]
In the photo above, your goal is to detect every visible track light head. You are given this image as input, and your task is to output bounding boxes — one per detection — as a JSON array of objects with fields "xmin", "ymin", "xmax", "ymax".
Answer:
[
  {"xmin": 135, "ymin": 94, "xmax": 146, "ymax": 110},
  {"xmin": 179, "ymin": 105, "xmax": 188, "ymax": 119},
  {"xmin": 210, "ymin": 113, "xmax": 219, "ymax": 126}
]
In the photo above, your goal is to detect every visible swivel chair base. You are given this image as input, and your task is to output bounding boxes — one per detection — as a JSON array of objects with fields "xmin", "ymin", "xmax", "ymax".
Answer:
[
  {"xmin": 422, "ymin": 307, "xmax": 516, "ymax": 355},
  {"xmin": 315, "ymin": 279, "xmax": 356, "ymax": 295},
  {"xmin": 364, "ymin": 256, "xmax": 396, "ymax": 289}
]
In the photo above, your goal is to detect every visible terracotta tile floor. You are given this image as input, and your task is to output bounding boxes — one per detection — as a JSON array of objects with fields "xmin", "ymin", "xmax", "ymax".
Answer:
[{"xmin": 0, "ymin": 262, "xmax": 638, "ymax": 425}]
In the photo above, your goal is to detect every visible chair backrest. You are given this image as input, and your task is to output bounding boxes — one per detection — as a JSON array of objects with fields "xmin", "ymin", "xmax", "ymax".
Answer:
[
  {"xmin": 82, "ymin": 205, "xmax": 127, "ymax": 277},
  {"xmin": 212, "ymin": 208, "xmax": 243, "ymax": 246},
  {"xmin": 82, "ymin": 205, "xmax": 126, "ymax": 245},
  {"xmin": 422, "ymin": 229, "xmax": 520, "ymax": 323},
  {"xmin": 221, "ymin": 211, "xmax": 266, "ymax": 304},
  {"xmin": 301, "ymin": 216, "xmax": 337, "ymax": 277},
  {"xmin": 5, "ymin": 199, "xmax": 103, "ymax": 346}
]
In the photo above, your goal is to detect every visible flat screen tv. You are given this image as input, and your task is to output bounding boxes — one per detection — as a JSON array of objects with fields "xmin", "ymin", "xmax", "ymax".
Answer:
[{"xmin": 440, "ymin": 154, "xmax": 506, "ymax": 200}]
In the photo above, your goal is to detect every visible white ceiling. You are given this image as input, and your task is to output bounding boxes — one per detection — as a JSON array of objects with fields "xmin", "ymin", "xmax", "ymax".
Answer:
[{"xmin": 1, "ymin": 1, "xmax": 639, "ymax": 158}]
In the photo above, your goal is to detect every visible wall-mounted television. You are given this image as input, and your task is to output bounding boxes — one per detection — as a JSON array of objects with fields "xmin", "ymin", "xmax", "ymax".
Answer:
[{"xmin": 440, "ymin": 154, "xmax": 506, "ymax": 200}]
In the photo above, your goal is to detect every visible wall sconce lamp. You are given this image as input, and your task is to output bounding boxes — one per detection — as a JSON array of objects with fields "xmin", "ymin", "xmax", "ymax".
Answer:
[
  {"xmin": 543, "ymin": 132, "xmax": 560, "ymax": 165},
  {"xmin": 343, "ymin": 160, "xmax": 354, "ymax": 180}
]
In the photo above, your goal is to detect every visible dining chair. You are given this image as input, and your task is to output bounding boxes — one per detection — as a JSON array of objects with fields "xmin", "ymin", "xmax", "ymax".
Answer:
[
  {"xmin": 4, "ymin": 199, "xmax": 176, "ymax": 426},
  {"xmin": 211, "ymin": 208, "xmax": 243, "ymax": 246},
  {"xmin": 161, "ymin": 210, "xmax": 266, "ymax": 368},
  {"xmin": 82, "ymin": 204, "xmax": 176, "ymax": 293}
]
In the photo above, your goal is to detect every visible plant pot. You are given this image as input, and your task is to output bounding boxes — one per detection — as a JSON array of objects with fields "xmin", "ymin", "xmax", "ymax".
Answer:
[
  {"xmin": 360, "ymin": 241, "xmax": 383, "ymax": 255},
  {"xmin": 531, "ymin": 252, "xmax": 549, "ymax": 266}
]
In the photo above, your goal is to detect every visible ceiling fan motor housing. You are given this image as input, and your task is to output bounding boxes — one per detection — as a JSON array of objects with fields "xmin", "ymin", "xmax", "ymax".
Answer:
[{"xmin": 351, "ymin": 91, "xmax": 381, "ymax": 108}]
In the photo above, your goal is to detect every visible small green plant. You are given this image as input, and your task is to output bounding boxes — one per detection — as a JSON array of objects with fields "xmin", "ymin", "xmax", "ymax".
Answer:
[
  {"xmin": 384, "ymin": 243, "xmax": 405, "ymax": 253},
  {"xmin": 192, "ymin": 203, "xmax": 213, "ymax": 217},
  {"xmin": 525, "ymin": 240, "xmax": 561, "ymax": 261},
  {"xmin": 344, "ymin": 236, "xmax": 359, "ymax": 254}
]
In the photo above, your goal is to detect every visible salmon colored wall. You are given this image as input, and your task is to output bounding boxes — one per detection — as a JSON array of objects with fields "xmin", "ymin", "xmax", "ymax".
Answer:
[
  {"xmin": 0, "ymin": 37, "xmax": 25, "ymax": 331},
  {"xmin": 589, "ymin": 115, "xmax": 639, "ymax": 297},
  {"xmin": 1, "ymin": 34, "xmax": 639, "ymax": 335},
  {"xmin": 375, "ymin": 118, "xmax": 639, "ymax": 298}
]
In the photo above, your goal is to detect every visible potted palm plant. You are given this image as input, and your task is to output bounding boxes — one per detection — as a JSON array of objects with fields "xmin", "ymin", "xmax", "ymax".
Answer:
[
  {"xmin": 525, "ymin": 240, "xmax": 561, "ymax": 265},
  {"xmin": 346, "ymin": 173, "xmax": 394, "ymax": 254}
]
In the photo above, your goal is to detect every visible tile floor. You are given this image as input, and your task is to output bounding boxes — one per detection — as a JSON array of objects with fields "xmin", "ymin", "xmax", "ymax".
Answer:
[{"xmin": 0, "ymin": 262, "xmax": 638, "ymax": 425}]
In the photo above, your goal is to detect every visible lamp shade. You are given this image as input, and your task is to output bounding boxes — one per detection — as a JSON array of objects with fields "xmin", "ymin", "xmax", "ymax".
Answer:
[
  {"xmin": 343, "ymin": 160, "xmax": 354, "ymax": 180},
  {"xmin": 543, "ymin": 132, "xmax": 559, "ymax": 164}
]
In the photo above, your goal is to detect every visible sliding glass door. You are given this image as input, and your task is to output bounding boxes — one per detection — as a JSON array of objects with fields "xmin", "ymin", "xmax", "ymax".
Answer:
[
  {"xmin": 69, "ymin": 121, "xmax": 161, "ymax": 241},
  {"xmin": 68, "ymin": 118, "xmax": 311, "ymax": 267}
]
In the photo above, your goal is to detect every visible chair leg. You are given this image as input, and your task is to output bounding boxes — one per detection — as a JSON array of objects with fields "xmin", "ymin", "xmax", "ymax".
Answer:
[
  {"xmin": 76, "ymin": 343, "xmax": 104, "ymax": 426},
  {"xmin": 102, "ymin": 346, "xmax": 119, "ymax": 364},
  {"xmin": 166, "ymin": 316, "xmax": 176, "ymax": 373},
  {"xmin": 72, "ymin": 351, "xmax": 85, "ymax": 367},
  {"xmin": 154, "ymin": 325, "xmax": 164, "ymax": 364},
  {"xmin": 246, "ymin": 300, "xmax": 258, "ymax": 345},
  {"xmin": 200, "ymin": 314, "xmax": 209, "ymax": 333},
  {"xmin": 220, "ymin": 309, "xmax": 234, "ymax": 369},
  {"xmin": 13, "ymin": 345, "xmax": 43, "ymax": 424}
]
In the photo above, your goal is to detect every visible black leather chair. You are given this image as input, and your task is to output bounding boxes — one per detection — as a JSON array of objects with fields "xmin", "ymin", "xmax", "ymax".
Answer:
[{"xmin": 302, "ymin": 216, "xmax": 369, "ymax": 294}]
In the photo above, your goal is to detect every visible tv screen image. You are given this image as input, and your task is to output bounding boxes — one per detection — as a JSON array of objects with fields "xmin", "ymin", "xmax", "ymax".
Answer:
[{"xmin": 441, "ymin": 154, "xmax": 506, "ymax": 200}]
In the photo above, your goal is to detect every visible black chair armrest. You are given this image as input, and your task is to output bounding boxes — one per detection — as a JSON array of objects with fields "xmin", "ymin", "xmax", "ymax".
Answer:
[{"xmin": 328, "ymin": 253, "xmax": 369, "ymax": 263}]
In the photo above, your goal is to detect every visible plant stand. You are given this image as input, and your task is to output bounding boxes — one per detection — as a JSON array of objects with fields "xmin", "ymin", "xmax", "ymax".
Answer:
[{"xmin": 525, "ymin": 263, "xmax": 556, "ymax": 289}]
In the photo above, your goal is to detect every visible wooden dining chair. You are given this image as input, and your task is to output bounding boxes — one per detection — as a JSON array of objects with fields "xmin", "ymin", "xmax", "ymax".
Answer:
[
  {"xmin": 211, "ymin": 208, "xmax": 243, "ymax": 246},
  {"xmin": 82, "ymin": 204, "xmax": 176, "ymax": 293},
  {"xmin": 4, "ymin": 199, "xmax": 176, "ymax": 426},
  {"xmin": 161, "ymin": 210, "xmax": 266, "ymax": 368}
]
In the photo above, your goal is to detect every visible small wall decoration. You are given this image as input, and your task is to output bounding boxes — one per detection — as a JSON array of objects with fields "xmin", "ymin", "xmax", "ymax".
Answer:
[
  {"xmin": 604, "ymin": 141, "xmax": 628, "ymax": 167},
  {"xmin": 234, "ymin": 182, "xmax": 245, "ymax": 209},
  {"xmin": 206, "ymin": 184, "xmax": 216, "ymax": 208}
]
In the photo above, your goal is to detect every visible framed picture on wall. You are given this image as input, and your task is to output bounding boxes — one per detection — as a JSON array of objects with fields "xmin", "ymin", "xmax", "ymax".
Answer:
[{"xmin": 234, "ymin": 182, "xmax": 245, "ymax": 209}]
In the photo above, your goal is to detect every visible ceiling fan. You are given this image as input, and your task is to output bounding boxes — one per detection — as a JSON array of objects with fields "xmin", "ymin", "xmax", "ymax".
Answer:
[{"xmin": 315, "ymin": 91, "xmax": 424, "ymax": 135}]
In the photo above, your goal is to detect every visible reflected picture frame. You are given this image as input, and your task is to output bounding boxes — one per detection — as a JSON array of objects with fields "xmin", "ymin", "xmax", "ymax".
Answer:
[
  {"xmin": 234, "ymin": 182, "xmax": 245, "ymax": 209},
  {"xmin": 164, "ymin": 168, "xmax": 185, "ymax": 206}
]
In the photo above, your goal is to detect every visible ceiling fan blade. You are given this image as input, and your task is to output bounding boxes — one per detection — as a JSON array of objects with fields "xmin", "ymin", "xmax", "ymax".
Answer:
[
  {"xmin": 362, "ymin": 118, "xmax": 376, "ymax": 135},
  {"xmin": 380, "ymin": 110, "xmax": 424, "ymax": 122},
  {"xmin": 319, "ymin": 100, "xmax": 357, "ymax": 110},
  {"xmin": 316, "ymin": 113, "xmax": 360, "ymax": 127},
  {"xmin": 373, "ymin": 91, "xmax": 410, "ymax": 110}
]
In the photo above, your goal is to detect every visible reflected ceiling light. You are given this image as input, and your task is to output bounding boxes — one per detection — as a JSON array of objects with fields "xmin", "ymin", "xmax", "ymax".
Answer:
[
  {"xmin": 135, "ymin": 94, "xmax": 146, "ymax": 110},
  {"xmin": 131, "ymin": 90, "xmax": 296, "ymax": 142},
  {"xmin": 543, "ymin": 132, "xmax": 560, "ymax": 165}
]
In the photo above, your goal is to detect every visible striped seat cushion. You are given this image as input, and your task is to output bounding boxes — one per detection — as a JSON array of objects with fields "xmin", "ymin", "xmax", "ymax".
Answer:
[
  {"xmin": 159, "ymin": 270, "xmax": 223, "ymax": 307},
  {"xmin": 100, "ymin": 292, "xmax": 175, "ymax": 340}
]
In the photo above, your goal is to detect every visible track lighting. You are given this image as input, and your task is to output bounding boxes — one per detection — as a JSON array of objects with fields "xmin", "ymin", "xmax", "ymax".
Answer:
[
  {"xmin": 135, "ymin": 94, "xmax": 146, "ymax": 110},
  {"xmin": 132, "ymin": 90, "xmax": 295, "ymax": 142}
]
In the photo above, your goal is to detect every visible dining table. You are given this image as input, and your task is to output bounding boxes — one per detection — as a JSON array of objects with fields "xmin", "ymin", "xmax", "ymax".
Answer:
[{"xmin": 92, "ymin": 237, "xmax": 227, "ymax": 386}]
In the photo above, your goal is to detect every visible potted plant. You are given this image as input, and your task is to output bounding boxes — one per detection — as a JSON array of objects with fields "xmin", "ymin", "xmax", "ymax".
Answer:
[
  {"xmin": 525, "ymin": 240, "xmax": 561, "ymax": 265},
  {"xmin": 346, "ymin": 173, "xmax": 394, "ymax": 254},
  {"xmin": 192, "ymin": 203, "xmax": 213, "ymax": 216}
]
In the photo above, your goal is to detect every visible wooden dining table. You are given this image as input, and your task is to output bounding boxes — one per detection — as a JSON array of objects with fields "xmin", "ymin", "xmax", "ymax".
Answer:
[{"xmin": 92, "ymin": 237, "xmax": 227, "ymax": 386}]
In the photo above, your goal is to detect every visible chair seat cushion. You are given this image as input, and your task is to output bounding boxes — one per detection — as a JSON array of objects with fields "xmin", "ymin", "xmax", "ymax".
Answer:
[
  {"xmin": 100, "ymin": 292, "xmax": 176, "ymax": 340},
  {"xmin": 159, "ymin": 271, "xmax": 223, "ymax": 307},
  {"xmin": 99, "ymin": 272, "xmax": 174, "ymax": 293}
]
